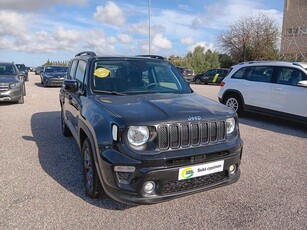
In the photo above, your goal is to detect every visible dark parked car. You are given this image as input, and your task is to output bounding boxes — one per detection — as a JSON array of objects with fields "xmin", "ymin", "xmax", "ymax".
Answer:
[
  {"xmin": 176, "ymin": 66, "xmax": 194, "ymax": 81},
  {"xmin": 35, "ymin": 66, "xmax": 44, "ymax": 75},
  {"xmin": 16, "ymin": 64, "xmax": 29, "ymax": 82},
  {"xmin": 194, "ymin": 68, "xmax": 229, "ymax": 84},
  {"xmin": 60, "ymin": 51, "xmax": 243, "ymax": 205},
  {"xmin": 41, "ymin": 66, "xmax": 68, "ymax": 87},
  {"xmin": 0, "ymin": 62, "xmax": 26, "ymax": 104}
]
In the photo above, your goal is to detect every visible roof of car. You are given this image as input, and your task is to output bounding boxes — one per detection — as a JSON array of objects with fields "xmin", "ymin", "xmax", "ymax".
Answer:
[
  {"xmin": 0, "ymin": 62, "xmax": 15, "ymax": 65},
  {"xmin": 232, "ymin": 60, "xmax": 307, "ymax": 70},
  {"xmin": 73, "ymin": 51, "xmax": 167, "ymax": 62}
]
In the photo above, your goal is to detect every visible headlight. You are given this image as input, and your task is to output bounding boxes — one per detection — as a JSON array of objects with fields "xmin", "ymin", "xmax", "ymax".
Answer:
[
  {"xmin": 127, "ymin": 126, "xmax": 149, "ymax": 146},
  {"xmin": 226, "ymin": 118, "xmax": 236, "ymax": 134},
  {"xmin": 9, "ymin": 82, "xmax": 21, "ymax": 89}
]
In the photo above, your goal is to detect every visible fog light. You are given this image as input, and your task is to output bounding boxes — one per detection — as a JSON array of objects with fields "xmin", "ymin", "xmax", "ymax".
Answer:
[
  {"xmin": 143, "ymin": 181, "xmax": 155, "ymax": 194},
  {"xmin": 229, "ymin": 164, "xmax": 237, "ymax": 174}
]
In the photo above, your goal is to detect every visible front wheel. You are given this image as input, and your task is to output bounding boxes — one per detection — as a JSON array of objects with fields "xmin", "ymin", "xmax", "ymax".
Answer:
[
  {"xmin": 18, "ymin": 93, "xmax": 24, "ymax": 104},
  {"xmin": 195, "ymin": 78, "xmax": 201, "ymax": 84},
  {"xmin": 224, "ymin": 94, "xmax": 243, "ymax": 115},
  {"xmin": 82, "ymin": 138, "xmax": 103, "ymax": 198}
]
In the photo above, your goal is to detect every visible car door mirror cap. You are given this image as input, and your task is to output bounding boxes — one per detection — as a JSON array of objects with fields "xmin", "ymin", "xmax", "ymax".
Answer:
[
  {"xmin": 297, "ymin": 80, "xmax": 307, "ymax": 88},
  {"xmin": 63, "ymin": 79, "xmax": 78, "ymax": 92}
]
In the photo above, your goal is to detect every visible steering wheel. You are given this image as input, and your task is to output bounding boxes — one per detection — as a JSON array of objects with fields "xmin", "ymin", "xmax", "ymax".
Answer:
[{"xmin": 146, "ymin": 83, "xmax": 160, "ymax": 89}]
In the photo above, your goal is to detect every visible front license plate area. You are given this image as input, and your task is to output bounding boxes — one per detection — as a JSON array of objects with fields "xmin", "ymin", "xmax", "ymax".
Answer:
[{"xmin": 178, "ymin": 160, "xmax": 224, "ymax": 180}]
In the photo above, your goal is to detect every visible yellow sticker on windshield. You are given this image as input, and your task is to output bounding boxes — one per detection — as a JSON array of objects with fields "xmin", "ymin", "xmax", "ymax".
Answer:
[{"xmin": 94, "ymin": 68, "xmax": 110, "ymax": 78}]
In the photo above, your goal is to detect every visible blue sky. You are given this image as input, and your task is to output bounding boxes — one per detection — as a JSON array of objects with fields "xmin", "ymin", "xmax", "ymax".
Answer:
[{"xmin": 0, "ymin": 0, "xmax": 284, "ymax": 67}]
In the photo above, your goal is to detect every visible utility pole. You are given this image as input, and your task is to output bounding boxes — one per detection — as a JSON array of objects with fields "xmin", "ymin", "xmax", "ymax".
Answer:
[{"xmin": 148, "ymin": 0, "xmax": 151, "ymax": 55}]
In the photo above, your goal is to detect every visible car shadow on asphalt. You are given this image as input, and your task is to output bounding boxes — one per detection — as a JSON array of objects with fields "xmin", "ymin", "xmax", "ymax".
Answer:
[
  {"xmin": 24, "ymin": 111, "xmax": 134, "ymax": 210},
  {"xmin": 238, "ymin": 112, "xmax": 307, "ymax": 138}
]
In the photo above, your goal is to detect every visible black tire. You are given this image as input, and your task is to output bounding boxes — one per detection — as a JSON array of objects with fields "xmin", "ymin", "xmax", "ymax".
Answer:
[
  {"xmin": 195, "ymin": 78, "xmax": 202, "ymax": 84},
  {"xmin": 18, "ymin": 91, "xmax": 24, "ymax": 104},
  {"xmin": 223, "ymin": 94, "xmax": 243, "ymax": 115},
  {"xmin": 61, "ymin": 109, "xmax": 72, "ymax": 137},
  {"xmin": 82, "ymin": 138, "xmax": 103, "ymax": 198},
  {"xmin": 23, "ymin": 84, "xmax": 26, "ymax": 96}
]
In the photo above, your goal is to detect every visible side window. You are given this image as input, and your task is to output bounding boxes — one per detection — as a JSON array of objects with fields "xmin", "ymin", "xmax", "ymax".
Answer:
[
  {"xmin": 277, "ymin": 67, "xmax": 305, "ymax": 86},
  {"xmin": 250, "ymin": 66, "xmax": 273, "ymax": 83},
  {"xmin": 231, "ymin": 67, "xmax": 249, "ymax": 79},
  {"xmin": 205, "ymin": 69, "xmax": 216, "ymax": 76},
  {"xmin": 75, "ymin": 60, "xmax": 86, "ymax": 92},
  {"xmin": 69, "ymin": 60, "xmax": 78, "ymax": 79}
]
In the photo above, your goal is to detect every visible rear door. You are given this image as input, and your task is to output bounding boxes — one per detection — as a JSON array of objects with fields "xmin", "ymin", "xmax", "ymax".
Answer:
[
  {"xmin": 270, "ymin": 67, "xmax": 307, "ymax": 117},
  {"xmin": 241, "ymin": 66, "xmax": 274, "ymax": 109}
]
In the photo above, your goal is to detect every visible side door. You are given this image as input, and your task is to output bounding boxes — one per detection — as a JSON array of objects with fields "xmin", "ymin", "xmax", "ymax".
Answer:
[
  {"xmin": 241, "ymin": 66, "xmax": 274, "ymax": 109},
  {"xmin": 67, "ymin": 60, "xmax": 87, "ymax": 132},
  {"xmin": 215, "ymin": 69, "xmax": 226, "ymax": 83},
  {"xmin": 62, "ymin": 60, "xmax": 78, "ymax": 134},
  {"xmin": 270, "ymin": 67, "xmax": 307, "ymax": 117}
]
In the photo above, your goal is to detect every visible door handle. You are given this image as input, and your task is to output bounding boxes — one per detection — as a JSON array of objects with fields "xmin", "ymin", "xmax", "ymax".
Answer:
[{"xmin": 274, "ymin": 88, "xmax": 282, "ymax": 91}]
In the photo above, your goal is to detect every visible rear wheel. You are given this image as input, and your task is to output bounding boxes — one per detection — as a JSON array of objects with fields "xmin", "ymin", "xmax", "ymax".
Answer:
[
  {"xmin": 224, "ymin": 94, "xmax": 243, "ymax": 115},
  {"xmin": 82, "ymin": 138, "xmax": 103, "ymax": 198}
]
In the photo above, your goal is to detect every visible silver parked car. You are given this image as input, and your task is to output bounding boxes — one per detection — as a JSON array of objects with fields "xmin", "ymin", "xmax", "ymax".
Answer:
[{"xmin": 0, "ymin": 62, "xmax": 26, "ymax": 104}]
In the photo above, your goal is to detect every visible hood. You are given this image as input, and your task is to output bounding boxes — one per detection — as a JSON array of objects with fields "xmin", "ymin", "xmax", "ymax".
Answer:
[
  {"xmin": 95, "ymin": 93, "xmax": 234, "ymax": 125},
  {"xmin": 0, "ymin": 76, "xmax": 19, "ymax": 84}
]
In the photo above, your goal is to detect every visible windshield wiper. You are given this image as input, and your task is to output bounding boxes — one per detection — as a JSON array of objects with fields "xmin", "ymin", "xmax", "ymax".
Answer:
[{"xmin": 94, "ymin": 90, "xmax": 126, "ymax": 96}]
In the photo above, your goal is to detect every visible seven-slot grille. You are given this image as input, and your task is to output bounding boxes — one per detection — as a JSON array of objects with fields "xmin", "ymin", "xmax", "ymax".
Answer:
[{"xmin": 158, "ymin": 121, "xmax": 226, "ymax": 150}]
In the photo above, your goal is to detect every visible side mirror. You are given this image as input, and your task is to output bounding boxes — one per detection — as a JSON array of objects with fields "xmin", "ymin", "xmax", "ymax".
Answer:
[
  {"xmin": 63, "ymin": 80, "xmax": 78, "ymax": 92},
  {"xmin": 297, "ymin": 80, "xmax": 307, "ymax": 88},
  {"xmin": 18, "ymin": 74, "xmax": 25, "ymax": 82}
]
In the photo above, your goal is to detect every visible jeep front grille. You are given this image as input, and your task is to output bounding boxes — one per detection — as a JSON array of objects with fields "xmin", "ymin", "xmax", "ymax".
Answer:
[{"xmin": 158, "ymin": 121, "xmax": 226, "ymax": 150}]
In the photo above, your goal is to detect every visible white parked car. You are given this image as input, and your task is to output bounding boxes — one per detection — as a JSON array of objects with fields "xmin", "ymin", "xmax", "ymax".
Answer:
[{"xmin": 218, "ymin": 61, "xmax": 307, "ymax": 123}]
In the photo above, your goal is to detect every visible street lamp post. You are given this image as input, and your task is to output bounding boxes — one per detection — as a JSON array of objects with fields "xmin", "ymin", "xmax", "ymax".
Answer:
[{"xmin": 148, "ymin": 0, "xmax": 151, "ymax": 55}]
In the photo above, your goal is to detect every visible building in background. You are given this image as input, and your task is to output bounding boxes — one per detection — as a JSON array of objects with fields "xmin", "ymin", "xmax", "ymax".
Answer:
[{"xmin": 281, "ymin": 0, "xmax": 307, "ymax": 61}]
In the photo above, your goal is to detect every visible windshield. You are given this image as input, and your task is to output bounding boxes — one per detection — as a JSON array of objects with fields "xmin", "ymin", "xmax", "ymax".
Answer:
[
  {"xmin": 0, "ymin": 64, "xmax": 17, "ymax": 75},
  {"xmin": 45, "ymin": 66, "xmax": 68, "ymax": 73},
  {"xmin": 91, "ymin": 59, "xmax": 192, "ymax": 95}
]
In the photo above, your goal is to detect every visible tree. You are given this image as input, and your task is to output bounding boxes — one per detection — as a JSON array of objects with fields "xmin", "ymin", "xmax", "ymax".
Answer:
[
  {"xmin": 169, "ymin": 46, "xmax": 221, "ymax": 73},
  {"xmin": 218, "ymin": 13, "xmax": 279, "ymax": 63},
  {"xmin": 219, "ymin": 54, "xmax": 234, "ymax": 68},
  {"xmin": 189, "ymin": 46, "xmax": 220, "ymax": 74}
]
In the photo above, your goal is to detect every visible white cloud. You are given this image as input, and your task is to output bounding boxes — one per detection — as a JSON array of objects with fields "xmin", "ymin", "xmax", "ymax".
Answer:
[
  {"xmin": 128, "ymin": 22, "xmax": 149, "ymax": 35},
  {"xmin": 94, "ymin": 2, "xmax": 125, "ymax": 26},
  {"xmin": 0, "ymin": 0, "xmax": 87, "ymax": 11},
  {"xmin": 117, "ymin": 34, "xmax": 133, "ymax": 44},
  {"xmin": 197, "ymin": 0, "xmax": 283, "ymax": 30},
  {"xmin": 188, "ymin": 42, "xmax": 216, "ymax": 53},
  {"xmin": 152, "ymin": 33, "xmax": 172, "ymax": 49},
  {"xmin": 181, "ymin": 36, "xmax": 194, "ymax": 45},
  {"xmin": 0, "ymin": 11, "xmax": 28, "ymax": 37}
]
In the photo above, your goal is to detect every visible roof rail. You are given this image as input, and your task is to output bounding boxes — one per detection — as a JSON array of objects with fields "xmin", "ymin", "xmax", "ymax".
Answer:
[
  {"xmin": 136, "ymin": 55, "xmax": 165, "ymax": 60},
  {"xmin": 238, "ymin": 60, "xmax": 294, "ymax": 65},
  {"xmin": 75, "ymin": 51, "xmax": 97, "ymax": 57}
]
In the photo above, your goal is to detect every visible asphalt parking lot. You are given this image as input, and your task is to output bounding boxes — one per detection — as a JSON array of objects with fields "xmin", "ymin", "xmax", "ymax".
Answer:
[{"xmin": 0, "ymin": 73, "xmax": 306, "ymax": 229}]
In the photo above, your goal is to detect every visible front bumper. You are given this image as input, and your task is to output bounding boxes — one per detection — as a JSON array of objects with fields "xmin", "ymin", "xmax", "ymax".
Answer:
[
  {"xmin": 98, "ymin": 144, "xmax": 243, "ymax": 205},
  {"xmin": 0, "ymin": 88, "xmax": 22, "ymax": 102},
  {"xmin": 44, "ymin": 78, "xmax": 64, "ymax": 86}
]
